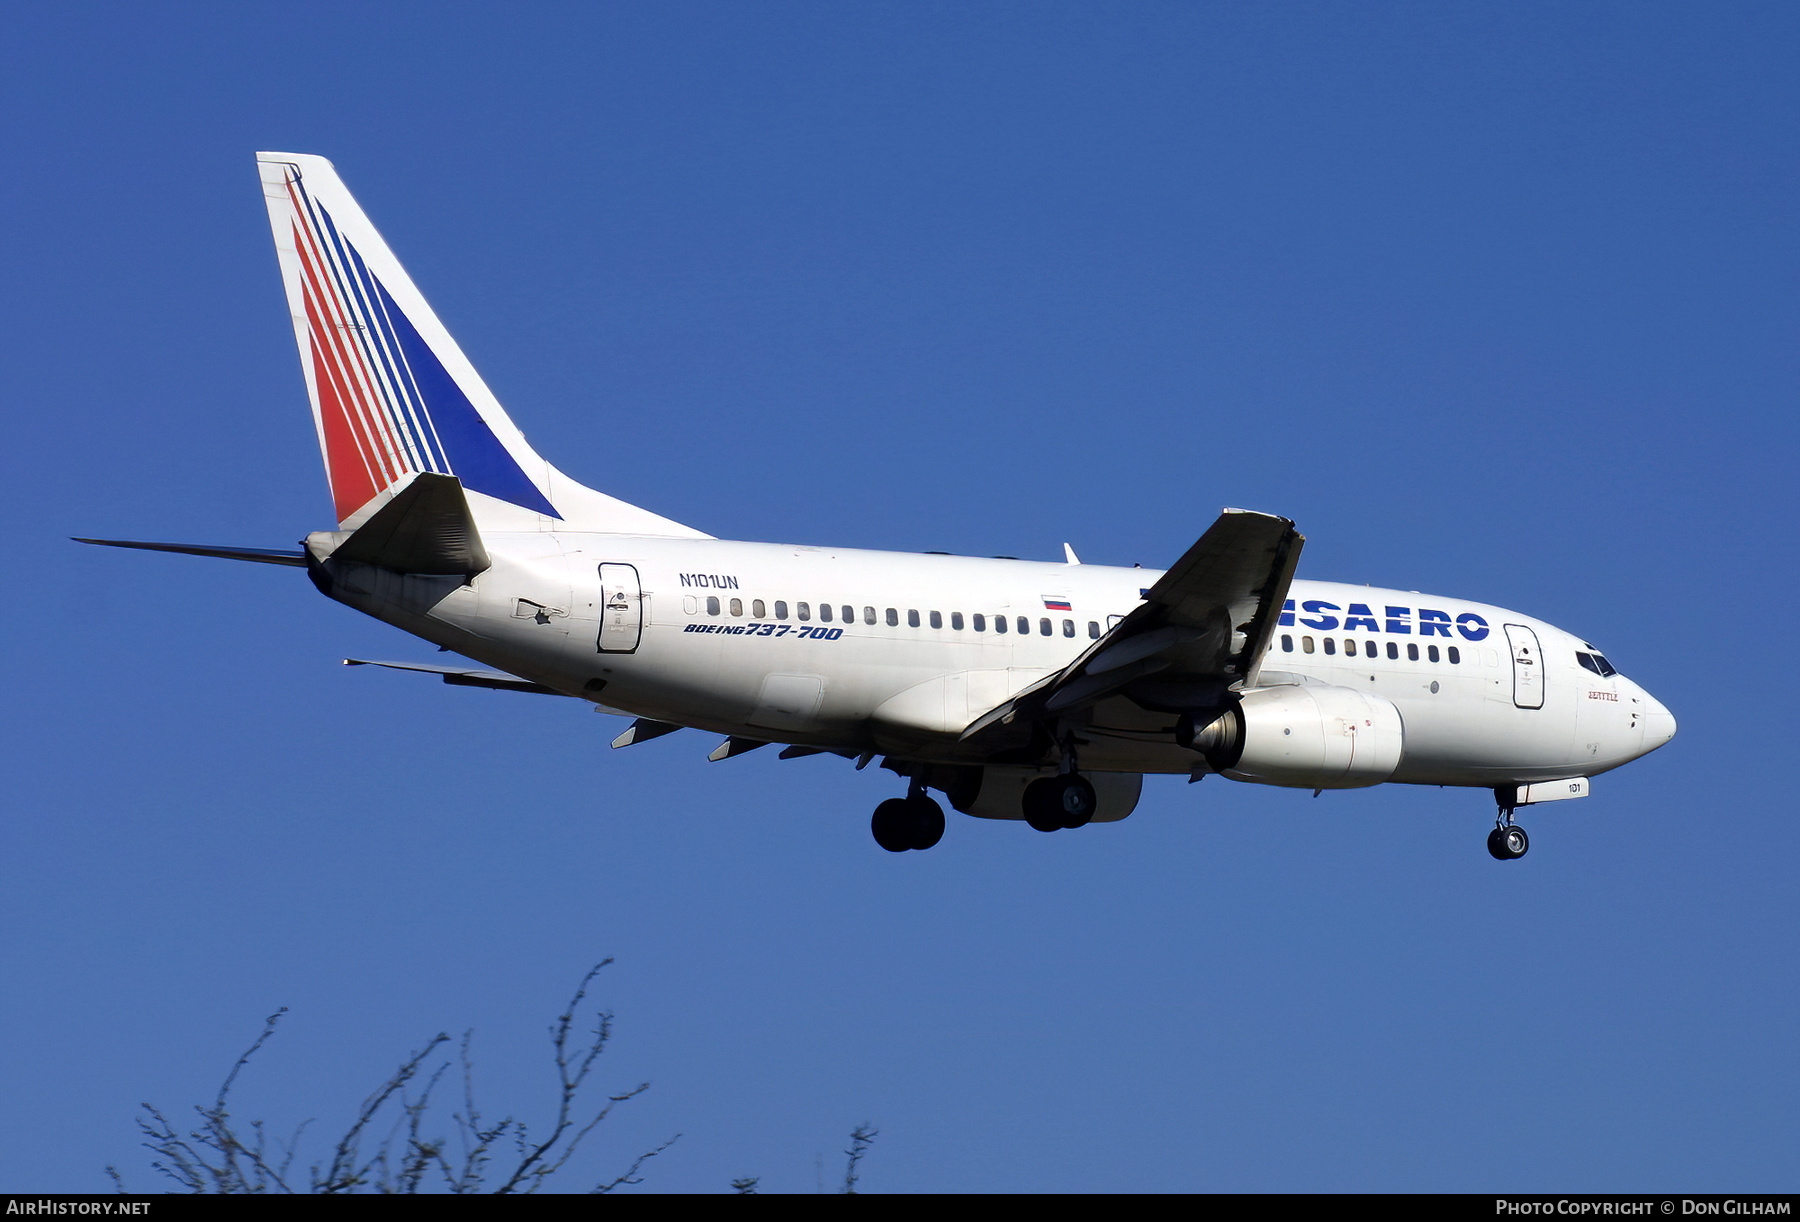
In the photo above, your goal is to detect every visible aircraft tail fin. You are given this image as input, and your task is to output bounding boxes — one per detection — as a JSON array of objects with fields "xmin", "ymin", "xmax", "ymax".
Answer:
[{"xmin": 256, "ymin": 153, "xmax": 708, "ymax": 538}]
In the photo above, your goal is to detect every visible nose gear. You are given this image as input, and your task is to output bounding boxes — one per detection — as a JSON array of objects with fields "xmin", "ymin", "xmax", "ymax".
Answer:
[{"xmin": 1488, "ymin": 797, "xmax": 1530, "ymax": 860}]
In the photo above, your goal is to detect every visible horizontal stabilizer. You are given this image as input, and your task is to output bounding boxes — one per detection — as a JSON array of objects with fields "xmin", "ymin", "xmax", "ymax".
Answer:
[
  {"xmin": 344, "ymin": 657, "xmax": 566, "ymax": 695},
  {"xmin": 328, "ymin": 473, "xmax": 490, "ymax": 577},
  {"xmin": 343, "ymin": 658, "xmax": 631, "ymax": 712},
  {"xmin": 73, "ymin": 538, "xmax": 306, "ymax": 566}
]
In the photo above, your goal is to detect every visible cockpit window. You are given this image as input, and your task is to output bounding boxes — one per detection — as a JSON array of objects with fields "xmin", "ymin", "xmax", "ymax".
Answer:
[{"xmin": 1577, "ymin": 651, "xmax": 1619, "ymax": 678}]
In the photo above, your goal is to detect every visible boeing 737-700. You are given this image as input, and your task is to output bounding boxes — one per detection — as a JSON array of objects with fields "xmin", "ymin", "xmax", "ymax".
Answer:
[{"xmin": 78, "ymin": 153, "xmax": 1676, "ymax": 859}]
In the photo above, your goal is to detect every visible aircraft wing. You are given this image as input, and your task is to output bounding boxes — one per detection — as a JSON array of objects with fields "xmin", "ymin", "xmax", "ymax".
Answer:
[{"xmin": 961, "ymin": 509, "xmax": 1302, "ymax": 740}]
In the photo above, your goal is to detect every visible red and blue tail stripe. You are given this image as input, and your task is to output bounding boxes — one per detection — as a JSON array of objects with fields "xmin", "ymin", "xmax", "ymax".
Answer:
[{"xmin": 281, "ymin": 169, "xmax": 557, "ymax": 522}]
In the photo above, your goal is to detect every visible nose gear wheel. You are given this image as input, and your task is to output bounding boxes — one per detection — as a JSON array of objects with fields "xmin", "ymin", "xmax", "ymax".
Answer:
[{"xmin": 1487, "ymin": 822, "xmax": 1529, "ymax": 860}]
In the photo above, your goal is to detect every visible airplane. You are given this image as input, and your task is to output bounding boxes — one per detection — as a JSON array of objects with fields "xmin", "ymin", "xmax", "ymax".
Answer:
[{"xmin": 77, "ymin": 153, "xmax": 1677, "ymax": 860}]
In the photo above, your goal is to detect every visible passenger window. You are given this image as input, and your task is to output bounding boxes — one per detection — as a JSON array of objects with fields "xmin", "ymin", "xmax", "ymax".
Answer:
[
  {"xmin": 1448, "ymin": 646, "xmax": 1460, "ymax": 664},
  {"xmin": 752, "ymin": 599, "xmax": 766, "ymax": 618},
  {"xmin": 1088, "ymin": 621, "xmax": 1101, "ymax": 639},
  {"xmin": 1407, "ymin": 643, "xmax": 1419, "ymax": 661},
  {"xmin": 868, "ymin": 607, "xmax": 881, "ymax": 626},
  {"xmin": 951, "ymin": 612, "xmax": 963, "ymax": 630},
  {"xmin": 1039, "ymin": 618, "xmax": 1052, "ymax": 636},
  {"xmin": 929, "ymin": 611, "xmax": 942, "ymax": 629},
  {"xmin": 995, "ymin": 615, "xmax": 1008, "ymax": 634},
  {"xmin": 1345, "ymin": 639, "xmax": 1357, "ymax": 657},
  {"xmin": 1062, "ymin": 619, "xmax": 1075, "ymax": 637},
  {"xmin": 730, "ymin": 598, "xmax": 744, "ymax": 617},
  {"xmin": 1302, "ymin": 636, "xmax": 1314, "ymax": 654},
  {"xmin": 885, "ymin": 608, "xmax": 897, "ymax": 627},
  {"xmin": 707, "ymin": 596, "xmax": 720, "ymax": 616},
  {"xmin": 971, "ymin": 613, "xmax": 983, "ymax": 631},
  {"xmin": 1323, "ymin": 638, "xmax": 1336, "ymax": 655},
  {"xmin": 842, "ymin": 606, "xmax": 854, "ymax": 624},
  {"xmin": 1281, "ymin": 634, "xmax": 1293, "ymax": 652},
  {"xmin": 797, "ymin": 601, "xmax": 810, "ymax": 621},
  {"xmin": 1018, "ymin": 617, "xmax": 1030, "ymax": 635},
  {"xmin": 819, "ymin": 603, "xmax": 833, "ymax": 622},
  {"xmin": 1428, "ymin": 645, "xmax": 1440, "ymax": 663},
  {"xmin": 1387, "ymin": 642, "xmax": 1398, "ymax": 660},
  {"xmin": 774, "ymin": 601, "xmax": 788, "ymax": 620},
  {"xmin": 683, "ymin": 595, "xmax": 698, "ymax": 615},
  {"xmin": 907, "ymin": 609, "xmax": 920, "ymax": 628}
]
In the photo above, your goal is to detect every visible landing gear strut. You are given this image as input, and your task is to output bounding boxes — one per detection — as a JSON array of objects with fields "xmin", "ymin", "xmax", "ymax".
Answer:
[
  {"xmin": 870, "ymin": 777, "xmax": 944, "ymax": 853},
  {"xmin": 1488, "ymin": 807, "xmax": 1529, "ymax": 861}
]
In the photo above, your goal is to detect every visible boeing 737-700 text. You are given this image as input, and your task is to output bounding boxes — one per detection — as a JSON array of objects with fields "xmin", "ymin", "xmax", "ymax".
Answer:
[{"xmin": 78, "ymin": 153, "xmax": 1676, "ymax": 859}]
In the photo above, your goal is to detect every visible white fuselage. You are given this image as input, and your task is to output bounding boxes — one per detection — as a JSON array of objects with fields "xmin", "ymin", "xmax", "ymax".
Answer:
[{"xmin": 321, "ymin": 534, "xmax": 1675, "ymax": 790}]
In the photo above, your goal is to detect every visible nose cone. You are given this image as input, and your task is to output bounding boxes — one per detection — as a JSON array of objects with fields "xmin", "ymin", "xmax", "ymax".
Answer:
[{"xmin": 1643, "ymin": 693, "xmax": 1677, "ymax": 753}]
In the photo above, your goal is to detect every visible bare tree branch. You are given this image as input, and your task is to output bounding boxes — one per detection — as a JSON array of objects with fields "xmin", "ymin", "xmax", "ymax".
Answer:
[
  {"xmin": 842, "ymin": 1124, "xmax": 878, "ymax": 1194},
  {"xmin": 591, "ymin": 1133, "xmax": 679, "ymax": 1193},
  {"xmin": 119, "ymin": 962, "xmax": 673, "ymax": 1194}
]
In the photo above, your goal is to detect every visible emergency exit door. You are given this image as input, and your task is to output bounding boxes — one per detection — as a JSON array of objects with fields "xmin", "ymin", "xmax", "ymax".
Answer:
[
  {"xmin": 597, "ymin": 564, "xmax": 642, "ymax": 653},
  {"xmin": 1504, "ymin": 623, "xmax": 1544, "ymax": 710}
]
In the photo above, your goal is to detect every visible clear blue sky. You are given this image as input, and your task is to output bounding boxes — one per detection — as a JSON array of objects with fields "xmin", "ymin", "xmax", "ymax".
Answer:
[{"xmin": 2, "ymin": 1, "xmax": 1794, "ymax": 1192}]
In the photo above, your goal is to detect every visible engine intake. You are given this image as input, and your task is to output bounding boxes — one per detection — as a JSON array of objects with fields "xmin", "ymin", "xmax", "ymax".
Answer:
[{"xmin": 1194, "ymin": 684, "xmax": 1404, "ymax": 789}]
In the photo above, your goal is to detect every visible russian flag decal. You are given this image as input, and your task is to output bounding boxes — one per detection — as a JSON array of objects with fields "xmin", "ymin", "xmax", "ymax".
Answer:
[{"xmin": 1042, "ymin": 597, "xmax": 1072, "ymax": 612}]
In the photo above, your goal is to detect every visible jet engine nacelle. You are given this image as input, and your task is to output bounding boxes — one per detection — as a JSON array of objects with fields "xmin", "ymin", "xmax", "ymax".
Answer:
[{"xmin": 1194, "ymin": 683, "xmax": 1404, "ymax": 789}]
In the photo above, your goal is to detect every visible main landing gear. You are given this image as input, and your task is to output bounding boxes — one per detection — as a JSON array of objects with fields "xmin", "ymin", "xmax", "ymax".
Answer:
[
  {"xmin": 1021, "ymin": 732, "xmax": 1100, "ymax": 833},
  {"xmin": 1023, "ymin": 773, "xmax": 1097, "ymax": 831},
  {"xmin": 870, "ymin": 777, "xmax": 945, "ymax": 853}
]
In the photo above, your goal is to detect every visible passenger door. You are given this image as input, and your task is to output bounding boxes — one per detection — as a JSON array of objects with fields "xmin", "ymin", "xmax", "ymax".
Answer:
[
  {"xmin": 597, "ymin": 563, "xmax": 643, "ymax": 654},
  {"xmin": 1504, "ymin": 623, "xmax": 1544, "ymax": 710}
]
